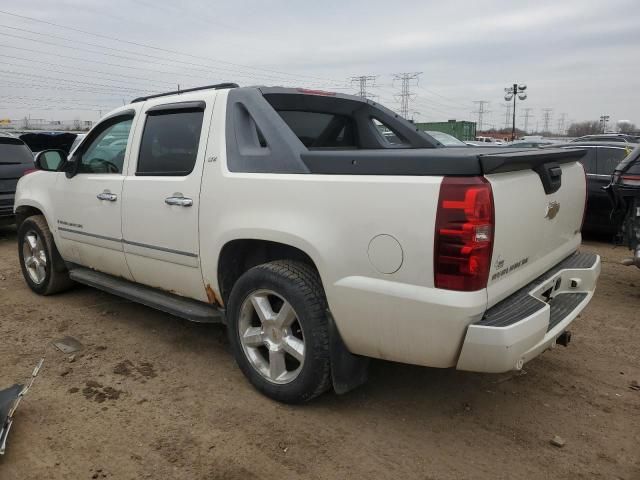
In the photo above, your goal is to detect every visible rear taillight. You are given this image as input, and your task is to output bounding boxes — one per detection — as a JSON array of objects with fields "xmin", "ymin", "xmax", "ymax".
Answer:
[{"xmin": 434, "ymin": 176, "xmax": 494, "ymax": 291}]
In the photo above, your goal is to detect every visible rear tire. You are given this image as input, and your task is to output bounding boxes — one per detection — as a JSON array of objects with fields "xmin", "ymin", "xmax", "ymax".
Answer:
[
  {"xmin": 18, "ymin": 215, "xmax": 74, "ymax": 295},
  {"xmin": 227, "ymin": 260, "xmax": 331, "ymax": 403}
]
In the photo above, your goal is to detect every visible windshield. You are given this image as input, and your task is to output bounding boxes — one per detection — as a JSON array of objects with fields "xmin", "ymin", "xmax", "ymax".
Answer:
[{"xmin": 427, "ymin": 131, "xmax": 466, "ymax": 146}]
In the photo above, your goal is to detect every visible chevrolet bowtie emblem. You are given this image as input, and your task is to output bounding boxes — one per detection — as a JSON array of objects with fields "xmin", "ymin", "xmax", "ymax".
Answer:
[{"xmin": 545, "ymin": 201, "xmax": 560, "ymax": 219}]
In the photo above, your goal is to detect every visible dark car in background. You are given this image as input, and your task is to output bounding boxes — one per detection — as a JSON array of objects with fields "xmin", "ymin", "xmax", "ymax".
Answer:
[
  {"xmin": 0, "ymin": 133, "xmax": 35, "ymax": 225},
  {"xmin": 571, "ymin": 133, "xmax": 639, "ymax": 143},
  {"xmin": 555, "ymin": 141, "xmax": 636, "ymax": 234},
  {"xmin": 607, "ymin": 145, "xmax": 640, "ymax": 267}
]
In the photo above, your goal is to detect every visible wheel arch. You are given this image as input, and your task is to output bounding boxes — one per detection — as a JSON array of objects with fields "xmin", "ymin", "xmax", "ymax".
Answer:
[
  {"xmin": 216, "ymin": 238, "xmax": 320, "ymax": 307},
  {"xmin": 15, "ymin": 203, "xmax": 46, "ymax": 229}
]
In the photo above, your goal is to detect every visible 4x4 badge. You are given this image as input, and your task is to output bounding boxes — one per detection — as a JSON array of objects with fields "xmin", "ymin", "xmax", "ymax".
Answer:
[{"xmin": 545, "ymin": 201, "xmax": 560, "ymax": 219}]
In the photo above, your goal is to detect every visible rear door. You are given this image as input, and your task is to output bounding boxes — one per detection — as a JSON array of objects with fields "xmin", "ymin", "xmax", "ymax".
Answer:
[{"xmin": 121, "ymin": 94, "xmax": 215, "ymax": 301}]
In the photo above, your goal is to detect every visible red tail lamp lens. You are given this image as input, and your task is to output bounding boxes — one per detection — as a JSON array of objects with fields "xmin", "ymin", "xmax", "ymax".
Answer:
[{"xmin": 434, "ymin": 177, "xmax": 494, "ymax": 291}]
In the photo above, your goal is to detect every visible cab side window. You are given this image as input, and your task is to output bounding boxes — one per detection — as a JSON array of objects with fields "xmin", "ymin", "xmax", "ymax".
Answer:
[
  {"xmin": 78, "ymin": 117, "xmax": 133, "ymax": 174},
  {"xmin": 136, "ymin": 109, "xmax": 204, "ymax": 176}
]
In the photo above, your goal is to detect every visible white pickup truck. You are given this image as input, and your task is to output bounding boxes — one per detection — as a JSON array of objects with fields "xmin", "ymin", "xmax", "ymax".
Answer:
[{"xmin": 15, "ymin": 84, "xmax": 600, "ymax": 403}]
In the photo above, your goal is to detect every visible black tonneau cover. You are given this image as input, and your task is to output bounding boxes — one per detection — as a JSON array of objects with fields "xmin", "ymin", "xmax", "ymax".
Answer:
[{"xmin": 300, "ymin": 147, "xmax": 586, "ymax": 176}]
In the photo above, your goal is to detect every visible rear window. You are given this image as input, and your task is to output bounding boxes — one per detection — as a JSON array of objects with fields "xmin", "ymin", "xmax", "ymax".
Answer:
[
  {"xmin": 137, "ymin": 110, "xmax": 204, "ymax": 176},
  {"xmin": 276, "ymin": 111, "xmax": 356, "ymax": 148},
  {"xmin": 0, "ymin": 139, "xmax": 34, "ymax": 164}
]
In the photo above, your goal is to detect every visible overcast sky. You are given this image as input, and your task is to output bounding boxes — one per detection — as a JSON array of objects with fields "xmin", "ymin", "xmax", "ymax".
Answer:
[{"xmin": 1, "ymin": 0, "xmax": 639, "ymax": 131}]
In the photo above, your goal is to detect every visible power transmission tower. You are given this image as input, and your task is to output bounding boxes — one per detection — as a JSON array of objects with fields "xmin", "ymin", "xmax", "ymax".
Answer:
[
  {"xmin": 557, "ymin": 113, "xmax": 568, "ymax": 135},
  {"xmin": 521, "ymin": 108, "xmax": 534, "ymax": 133},
  {"xmin": 503, "ymin": 103, "xmax": 512, "ymax": 129},
  {"xmin": 350, "ymin": 75, "xmax": 378, "ymax": 99},
  {"xmin": 392, "ymin": 72, "xmax": 422, "ymax": 119},
  {"xmin": 472, "ymin": 101, "xmax": 490, "ymax": 131},
  {"xmin": 542, "ymin": 108, "xmax": 553, "ymax": 133}
]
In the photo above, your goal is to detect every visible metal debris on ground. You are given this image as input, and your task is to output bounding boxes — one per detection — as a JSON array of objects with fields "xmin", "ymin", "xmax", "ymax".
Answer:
[
  {"xmin": 53, "ymin": 336, "xmax": 83, "ymax": 354},
  {"xmin": 0, "ymin": 359, "xmax": 44, "ymax": 455}
]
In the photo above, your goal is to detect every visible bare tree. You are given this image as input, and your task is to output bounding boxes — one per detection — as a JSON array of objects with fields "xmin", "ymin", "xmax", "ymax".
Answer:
[
  {"xmin": 619, "ymin": 122, "xmax": 637, "ymax": 133},
  {"xmin": 567, "ymin": 121, "xmax": 601, "ymax": 137}
]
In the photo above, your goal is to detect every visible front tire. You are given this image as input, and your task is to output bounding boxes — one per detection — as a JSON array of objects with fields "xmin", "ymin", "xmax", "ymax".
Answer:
[
  {"xmin": 227, "ymin": 260, "xmax": 331, "ymax": 403},
  {"xmin": 18, "ymin": 215, "xmax": 74, "ymax": 295}
]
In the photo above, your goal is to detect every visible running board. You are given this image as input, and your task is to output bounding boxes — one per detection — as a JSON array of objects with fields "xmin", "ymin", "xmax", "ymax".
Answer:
[{"xmin": 69, "ymin": 267, "xmax": 224, "ymax": 324}]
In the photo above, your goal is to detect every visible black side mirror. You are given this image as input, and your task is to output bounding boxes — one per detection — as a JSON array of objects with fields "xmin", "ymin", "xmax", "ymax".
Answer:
[{"xmin": 34, "ymin": 150, "xmax": 66, "ymax": 172}]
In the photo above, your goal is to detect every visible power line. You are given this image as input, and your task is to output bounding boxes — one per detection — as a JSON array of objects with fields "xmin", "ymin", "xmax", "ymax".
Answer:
[
  {"xmin": 473, "ymin": 101, "xmax": 490, "ymax": 131},
  {"xmin": 521, "ymin": 108, "xmax": 534, "ymax": 133},
  {"xmin": 503, "ymin": 103, "xmax": 512, "ymax": 129},
  {"xmin": 0, "ymin": 30, "xmax": 311, "ymax": 86},
  {"xmin": 351, "ymin": 75, "xmax": 378, "ymax": 99},
  {"xmin": 0, "ymin": 9, "xmax": 347, "ymax": 86},
  {"xmin": 392, "ymin": 72, "xmax": 422, "ymax": 120},
  {"xmin": 557, "ymin": 113, "xmax": 568, "ymax": 135},
  {"xmin": 542, "ymin": 108, "xmax": 553, "ymax": 133}
]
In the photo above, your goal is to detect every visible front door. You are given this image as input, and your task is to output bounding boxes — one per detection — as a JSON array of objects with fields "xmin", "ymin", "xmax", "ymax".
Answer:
[
  {"xmin": 121, "ymin": 94, "xmax": 215, "ymax": 301},
  {"xmin": 52, "ymin": 111, "xmax": 138, "ymax": 279}
]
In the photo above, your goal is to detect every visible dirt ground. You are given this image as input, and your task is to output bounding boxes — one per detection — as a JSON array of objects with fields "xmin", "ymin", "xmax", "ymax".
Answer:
[{"xmin": 0, "ymin": 225, "xmax": 638, "ymax": 480}]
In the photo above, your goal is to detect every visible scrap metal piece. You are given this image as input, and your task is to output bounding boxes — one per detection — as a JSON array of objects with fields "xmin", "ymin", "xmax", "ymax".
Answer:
[
  {"xmin": 0, "ymin": 358, "xmax": 45, "ymax": 455},
  {"xmin": 0, "ymin": 384, "xmax": 23, "ymax": 455},
  {"xmin": 53, "ymin": 336, "xmax": 83, "ymax": 354}
]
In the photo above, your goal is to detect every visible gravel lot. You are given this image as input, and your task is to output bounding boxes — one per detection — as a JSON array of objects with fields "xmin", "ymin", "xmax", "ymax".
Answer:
[{"xmin": 0, "ymin": 225, "xmax": 638, "ymax": 480}]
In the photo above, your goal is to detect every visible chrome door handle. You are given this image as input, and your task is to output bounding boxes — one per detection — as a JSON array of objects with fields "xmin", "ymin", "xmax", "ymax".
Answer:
[
  {"xmin": 165, "ymin": 196, "xmax": 193, "ymax": 207},
  {"xmin": 96, "ymin": 191, "xmax": 117, "ymax": 202}
]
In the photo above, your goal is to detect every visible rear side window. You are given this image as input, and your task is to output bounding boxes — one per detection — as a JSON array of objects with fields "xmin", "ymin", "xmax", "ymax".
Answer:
[
  {"xmin": 0, "ymin": 139, "xmax": 33, "ymax": 164},
  {"xmin": 597, "ymin": 147, "xmax": 629, "ymax": 175},
  {"xmin": 276, "ymin": 110, "xmax": 356, "ymax": 149},
  {"xmin": 137, "ymin": 110, "xmax": 204, "ymax": 176}
]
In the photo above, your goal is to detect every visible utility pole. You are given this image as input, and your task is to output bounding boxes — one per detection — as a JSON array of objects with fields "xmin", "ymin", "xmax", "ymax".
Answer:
[
  {"xmin": 503, "ymin": 103, "xmax": 512, "ymax": 130},
  {"xmin": 472, "ymin": 101, "xmax": 490, "ymax": 131},
  {"xmin": 542, "ymin": 108, "xmax": 553, "ymax": 133},
  {"xmin": 350, "ymin": 75, "xmax": 378, "ymax": 100},
  {"xmin": 392, "ymin": 72, "xmax": 422, "ymax": 119},
  {"xmin": 557, "ymin": 113, "xmax": 568, "ymax": 136},
  {"xmin": 599, "ymin": 114, "xmax": 610, "ymax": 133},
  {"xmin": 504, "ymin": 83, "xmax": 527, "ymax": 140},
  {"xmin": 521, "ymin": 108, "xmax": 534, "ymax": 134}
]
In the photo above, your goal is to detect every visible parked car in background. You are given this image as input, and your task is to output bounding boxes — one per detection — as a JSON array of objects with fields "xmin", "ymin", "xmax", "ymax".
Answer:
[
  {"xmin": 505, "ymin": 139, "xmax": 556, "ymax": 148},
  {"xmin": 18, "ymin": 132, "xmax": 78, "ymax": 155},
  {"xmin": 0, "ymin": 133, "xmax": 34, "ymax": 225},
  {"xmin": 571, "ymin": 133, "xmax": 639, "ymax": 144},
  {"xmin": 555, "ymin": 141, "xmax": 636, "ymax": 234},
  {"xmin": 425, "ymin": 130, "xmax": 468, "ymax": 147},
  {"xmin": 606, "ymin": 145, "xmax": 640, "ymax": 267}
]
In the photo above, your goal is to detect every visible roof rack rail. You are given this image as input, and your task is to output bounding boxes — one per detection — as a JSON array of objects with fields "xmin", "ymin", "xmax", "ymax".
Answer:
[{"xmin": 131, "ymin": 82, "xmax": 239, "ymax": 104}]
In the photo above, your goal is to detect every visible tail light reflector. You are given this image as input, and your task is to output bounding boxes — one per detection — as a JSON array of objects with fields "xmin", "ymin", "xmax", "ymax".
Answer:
[{"xmin": 434, "ymin": 176, "xmax": 494, "ymax": 291}]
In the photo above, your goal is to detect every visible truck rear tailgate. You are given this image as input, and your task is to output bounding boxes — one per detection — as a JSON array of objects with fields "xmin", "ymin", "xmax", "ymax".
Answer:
[{"xmin": 481, "ymin": 149, "xmax": 587, "ymax": 307}]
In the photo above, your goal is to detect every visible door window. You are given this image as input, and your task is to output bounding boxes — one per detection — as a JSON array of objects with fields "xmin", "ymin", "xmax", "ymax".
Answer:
[
  {"xmin": 597, "ymin": 147, "xmax": 629, "ymax": 175},
  {"xmin": 136, "ymin": 110, "xmax": 204, "ymax": 176},
  {"xmin": 79, "ymin": 117, "xmax": 133, "ymax": 174}
]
